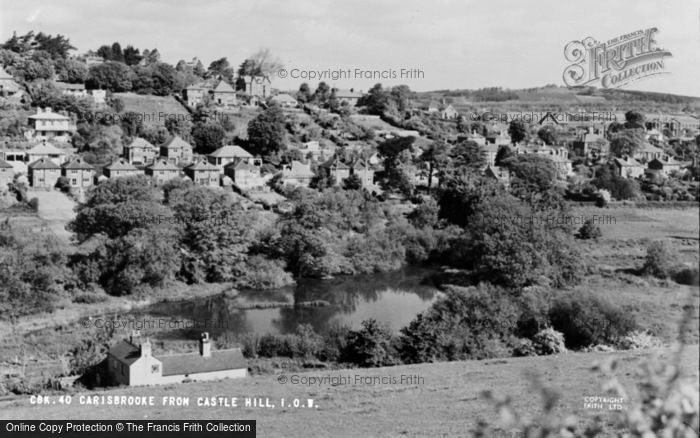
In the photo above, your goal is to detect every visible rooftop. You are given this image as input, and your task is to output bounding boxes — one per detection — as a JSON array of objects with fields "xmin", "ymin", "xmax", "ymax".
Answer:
[
  {"xmin": 209, "ymin": 145, "xmax": 253, "ymax": 158},
  {"xmin": 161, "ymin": 136, "xmax": 193, "ymax": 151},
  {"xmin": 105, "ymin": 158, "xmax": 138, "ymax": 171},
  {"xmin": 62, "ymin": 157, "xmax": 95, "ymax": 170},
  {"xmin": 28, "ymin": 157, "xmax": 61, "ymax": 170}
]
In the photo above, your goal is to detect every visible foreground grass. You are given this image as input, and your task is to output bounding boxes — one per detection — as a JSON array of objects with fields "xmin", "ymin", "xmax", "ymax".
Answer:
[{"xmin": 1, "ymin": 346, "xmax": 697, "ymax": 437}]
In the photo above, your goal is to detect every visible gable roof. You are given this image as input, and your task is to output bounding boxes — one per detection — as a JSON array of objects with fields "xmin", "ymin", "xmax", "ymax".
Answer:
[
  {"xmin": 208, "ymin": 145, "xmax": 253, "ymax": 158},
  {"xmin": 146, "ymin": 159, "xmax": 180, "ymax": 171},
  {"xmin": 105, "ymin": 158, "xmax": 138, "ymax": 171},
  {"xmin": 28, "ymin": 157, "xmax": 61, "ymax": 170},
  {"xmin": 27, "ymin": 142, "xmax": 67, "ymax": 156},
  {"xmin": 225, "ymin": 159, "xmax": 257, "ymax": 172},
  {"xmin": 108, "ymin": 340, "xmax": 142, "ymax": 366},
  {"xmin": 0, "ymin": 66, "xmax": 14, "ymax": 80},
  {"xmin": 28, "ymin": 109, "xmax": 70, "ymax": 120},
  {"xmin": 213, "ymin": 80, "xmax": 236, "ymax": 93},
  {"xmin": 185, "ymin": 159, "xmax": 219, "ymax": 171},
  {"xmin": 127, "ymin": 137, "xmax": 156, "ymax": 150},
  {"xmin": 62, "ymin": 157, "xmax": 94, "ymax": 170},
  {"xmin": 161, "ymin": 136, "xmax": 193, "ymax": 151},
  {"xmin": 159, "ymin": 348, "xmax": 247, "ymax": 376},
  {"xmin": 613, "ymin": 157, "xmax": 643, "ymax": 167},
  {"xmin": 271, "ymin": 93, "xmax": 298, "ymax": 103},
  {"xmin": 0, "ymin": 158, "xmax": 15, "ymax": 169}
]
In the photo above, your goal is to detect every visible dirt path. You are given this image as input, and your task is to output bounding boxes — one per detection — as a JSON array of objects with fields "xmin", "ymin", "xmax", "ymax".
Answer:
[{"xmin": 31, "ymin": 190, "xmax": 76, "ymax": 243}]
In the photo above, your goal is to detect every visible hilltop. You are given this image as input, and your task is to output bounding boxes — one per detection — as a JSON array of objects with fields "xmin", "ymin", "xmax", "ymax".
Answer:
[{"xmin": 414, "ymin": 85, "xmax": 700, "ymax": 113}]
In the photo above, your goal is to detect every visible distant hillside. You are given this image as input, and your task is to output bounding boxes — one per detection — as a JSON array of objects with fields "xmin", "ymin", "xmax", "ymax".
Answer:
[
  {"xmin": 113, "ymin": 93, "xmax": 190, "ymax": 127},
  {"xmin": 414, "ymin": 86, "xmax": 700, "ymax": 113}
]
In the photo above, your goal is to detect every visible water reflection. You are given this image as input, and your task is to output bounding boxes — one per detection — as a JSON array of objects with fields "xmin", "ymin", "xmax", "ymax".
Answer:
[{"xmin": 133, "ymin": 267, "xmax": 440, "ymax": 338}]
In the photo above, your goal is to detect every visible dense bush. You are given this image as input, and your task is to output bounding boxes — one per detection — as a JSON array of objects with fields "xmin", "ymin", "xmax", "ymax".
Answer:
[
  {"xmin": 399, "ymin": 284, "xmax": 520, "ymax": 363},
  {"xmin": 549, "ymin": 292, "xmax": 636, "ymax": 349},
  {"xmin": 576, "ymin": 218, "xmax": 602, "ymax": 240},
  {"xmin": 641, "ymin": 241, "xmax": 674, "ymax": 278},
  {"xmin": 532, "ymin": 328, "xmax": 567, "ymax": 355},
  {"xmin": 342, "ymin": 319, "xmax": 398, "ymax": 367}
]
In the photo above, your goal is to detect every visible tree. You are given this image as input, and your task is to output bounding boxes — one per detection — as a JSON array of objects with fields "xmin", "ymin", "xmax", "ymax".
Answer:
[
  {"xmin": 208, "ymin": 57, "xmax": 234, "ymax": 82},
  {"xmin": 247, "ymin": 104, "xmax": 287, "ymax": 157},
  {"xmin": 342, "ymin": 173, "xmax": 362, "ymax": 190},
  {"xmin": 576, "ymin": 218, "xmax": 602, "ymax": 240},
  {"xmin": 312, "ymin": 82, "xmax": 331, "ymax": 106},
  {"xmin": 56, "ymin": 58, "xmax": 88, "ymax": 83},
  {"xmin": 624, "ymin": 110, "xmax": 645, "ymax": 129},
  {"xmin": 506, "ymin": 154, "xmax": 558, "ymax": 195},
  {"xmin": 123, "ymin": 45, "xmax": 142, "ymax": 66},
  {"xmin": 110, "ymin": 42, "xmax": 124, "ymax": 63},
  {"xmin": 610, "ymin": 129, "xmax": 643, "ymax": 158},
  {"xmin": 297, "ymin": 83, "xmax": 312, "ymax": 103},
  {"xmin": 508, "ymin": 120, "xmax": 528, "ymax": 144},
  {"xmin": 237, "ymin": 49, "xmax": 283, "ymax": 78},
  {"xmin": 495, "ymin": 145, "xmax": 515, "ymax": 166},
  {"xmin": 419, "ymin": 141, "xmax": 451, "ymax": 190},
  {"xmin": 642, "ymin": 241, "xmax": 674, "ymax": 278},
  {"xmin": 86, "ymin": 61, "xmax": 136, "ymax": 92},
  {"xmin": 450, "ymin": 140, "xmax": 486, "ymax": 171},
  {"xmin": 537, "ymin": 125, "xmax": 558, "ymax": 145},
  {"xmin": 191, "ymin": 122, "xmax": 225, "ymax": 154},
  {"xmin": 377, "ymin": 136, "xmax": 417, "ymax": 197},
  {"xmin": 170, "ymin": 187, "xmax": 254, "ymax": 283},
  {"xmin": 342, "ymin": 319, "xmax": 397, "ymax": 367}
]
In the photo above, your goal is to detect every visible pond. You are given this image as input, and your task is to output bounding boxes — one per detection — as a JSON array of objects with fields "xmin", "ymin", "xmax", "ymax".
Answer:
[{"xmin": 132, "ymin": 267, "xmax": 441, "ymax": 339}]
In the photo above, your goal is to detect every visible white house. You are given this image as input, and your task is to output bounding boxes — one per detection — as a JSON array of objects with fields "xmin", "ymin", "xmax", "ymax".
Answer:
[
  {"xmin": 27, "ymin": 107, "xmax": 77, "ymax": 143},
  {"xmin": 107, "ymin": 332, "xmax": 247, "ymax": 387}
]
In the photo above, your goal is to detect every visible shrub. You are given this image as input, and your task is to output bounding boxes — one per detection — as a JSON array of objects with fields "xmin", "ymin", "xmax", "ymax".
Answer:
[
  {"xmin": 342, "ymin": 319, "xmax": 398, "ymax": 367},
  {"xmin": 617, "ymin": 330, "xmax": 664, "ymax": 350},
  {"xmin": 576, "ymin": 218, "xmax": 602, "ymax": 240},
  {"xmin": 532, "ymin": 328, "xmax": 566, "ymax": 355},
  {"xmin": 28, "ymin": 197, "xmax": 39, "ymax": 211},
  {"xmin": 641, "ymin": 241, "xmax": 674, "ymax": 278},
  {"xmin": 55, "ymin": 176, "xmax": 71, "ymax": 193},
  {"xmin": 549, "ymin": 292, "xmax": 636, "ymax": 349},
  {"xmin": 238, "ymin": 256, "xmax": 294, "ymax": 289},
  {"xmin": 399, "ymin": 284, "xmax": 521, "ymax": 363},
  {"xmin": 513, "ymin": 339, "xmax": 538, "ymax": 357},
  {"xmin": 670, "ymin": 265, "xmax": 699, "ymax": 286}
]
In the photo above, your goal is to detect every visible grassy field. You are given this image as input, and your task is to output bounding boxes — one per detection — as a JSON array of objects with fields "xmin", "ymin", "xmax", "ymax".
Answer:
[
  {"xmin": 114, "ymin": 93, "xmax": 190, "ymax": 127},
  {"xmin": 1, "ymin": 346, "xmax": 697, "ymax": 437}
]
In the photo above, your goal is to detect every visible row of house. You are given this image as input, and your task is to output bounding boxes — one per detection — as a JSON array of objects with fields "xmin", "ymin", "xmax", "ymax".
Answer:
[{"xmin": 613, "ymin": 155, "xmax": 688, "ymax": 179}]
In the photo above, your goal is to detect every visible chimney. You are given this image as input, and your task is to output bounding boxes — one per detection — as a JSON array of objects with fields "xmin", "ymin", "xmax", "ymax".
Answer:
[
  {"xmin": 140, "ymin": 338, "xmax": 151, "ymax": 357},
  {"xmin": 129, "ymin": 330, "xmax": 141, "ymax": 345},
  {"xmin": 46, "ymin": 107, "xmax": 52, "ymax": 113},
  {"xmin": 199, "ymin": 332, "xmax": 211, "ymax": 358}
]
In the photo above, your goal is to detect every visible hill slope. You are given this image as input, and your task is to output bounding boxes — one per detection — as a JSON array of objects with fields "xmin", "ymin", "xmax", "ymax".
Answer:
[{"xmin": 2, "ymin": 346, "xmax": 697, "ymax": 437}]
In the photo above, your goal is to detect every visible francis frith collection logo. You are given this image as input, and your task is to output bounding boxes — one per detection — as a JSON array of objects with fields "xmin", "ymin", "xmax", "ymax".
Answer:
[{"xmin": 562, "ymin": 27, "xmax": 672, "ymax": 88}]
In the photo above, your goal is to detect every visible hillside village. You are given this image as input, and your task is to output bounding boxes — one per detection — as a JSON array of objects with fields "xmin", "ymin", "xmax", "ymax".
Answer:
[
  {"xmin": 0, "ymin": 34, "xmax": 699, "ymax": 206},
  {"xmin": 0, "ymin": 9, "xmax": 698, "ymax": 435},
  {"xmin": 0, "ymin": 29, "xmax": 699, "ymax": 426}
]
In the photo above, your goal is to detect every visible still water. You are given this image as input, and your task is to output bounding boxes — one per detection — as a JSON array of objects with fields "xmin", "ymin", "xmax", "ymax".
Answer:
[{"xmin": 135, "ymin": 267, "xmax": 441, "ymax": 337}]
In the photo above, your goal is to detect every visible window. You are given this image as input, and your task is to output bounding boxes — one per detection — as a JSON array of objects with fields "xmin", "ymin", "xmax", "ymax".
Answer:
[
  {"xmin": 71, "ymin": 179, "xmax": 77, "ymax": 185},
  {"xmin": 151, "ymin": 364, "xmax": 160, "ymax": 373}
]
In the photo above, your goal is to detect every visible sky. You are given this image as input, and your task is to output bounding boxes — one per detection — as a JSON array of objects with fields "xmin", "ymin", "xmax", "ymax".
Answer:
[{"xmin": 1, "ymin": 0, "xmax": 699, "ymax": 96}]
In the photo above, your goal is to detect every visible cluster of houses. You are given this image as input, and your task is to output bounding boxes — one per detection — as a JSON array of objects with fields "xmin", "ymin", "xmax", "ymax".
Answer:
[
  {"xmin": 183, "ymin": 76, "xmax": 272, "ymax": 108},
  {"xmin": 1, "ymin": 133, "xmax": 378, "ymax": 195}
]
